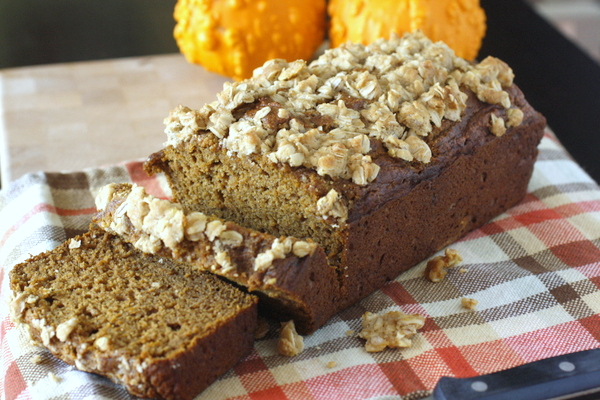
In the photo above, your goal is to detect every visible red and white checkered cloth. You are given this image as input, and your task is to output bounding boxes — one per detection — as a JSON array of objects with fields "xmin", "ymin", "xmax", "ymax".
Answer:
[{"xmin": 2, "ymin": 131, "xmax": 600, "ymax": 400}]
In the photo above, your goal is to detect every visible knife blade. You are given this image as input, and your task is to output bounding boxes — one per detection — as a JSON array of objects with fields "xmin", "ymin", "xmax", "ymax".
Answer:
[{"xmin": 422, "ymin": 348, "xmax": 600, "ymax": 400}]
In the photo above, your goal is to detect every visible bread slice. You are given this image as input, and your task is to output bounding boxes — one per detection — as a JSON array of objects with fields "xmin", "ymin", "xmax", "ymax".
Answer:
[
  {"xmin": 92, "ymin": 183, "xmax": 337, "ymax": 334},
  {"xmin": 144, "ymin": 32, "xmax": 546, "ymax": 322},
  {"xmin": 9, "ymin": 227, "xmax": 258, "ymax": 400}
]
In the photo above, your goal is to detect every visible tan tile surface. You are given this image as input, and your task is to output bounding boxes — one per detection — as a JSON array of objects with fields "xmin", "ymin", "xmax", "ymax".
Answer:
[{"xmin": 0, "ymin": 54, "xmax": 230, "ymax": 186}]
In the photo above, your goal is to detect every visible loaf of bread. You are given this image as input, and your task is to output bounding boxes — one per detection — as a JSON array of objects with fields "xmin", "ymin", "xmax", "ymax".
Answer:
[
  {"xmin": 9, "ymin": 227, "xmax": 258, "ymax": 400},
  {"xmin": 144, "ymin": 31, "xmax": 546, "ymax": 332},
  {"xmin": 93, "ymin": 182, "xmax": 336, "ymax": 333}
]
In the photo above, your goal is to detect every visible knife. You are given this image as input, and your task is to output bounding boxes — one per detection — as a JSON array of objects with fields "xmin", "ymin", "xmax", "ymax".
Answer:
[{"xmin": 423, "ymin": 348, "xmax": 600, "ymax": 400}]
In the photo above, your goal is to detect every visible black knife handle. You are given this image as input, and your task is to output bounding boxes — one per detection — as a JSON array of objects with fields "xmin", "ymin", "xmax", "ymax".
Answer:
[{"xmin": 433, "ymin": 348, "xmax": 600, "ymax": 400}]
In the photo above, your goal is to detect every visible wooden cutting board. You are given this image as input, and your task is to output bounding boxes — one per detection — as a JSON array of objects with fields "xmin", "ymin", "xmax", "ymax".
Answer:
[{"xmin": 0, "ymin": 54, "xmax": 230, "ymax": 186}]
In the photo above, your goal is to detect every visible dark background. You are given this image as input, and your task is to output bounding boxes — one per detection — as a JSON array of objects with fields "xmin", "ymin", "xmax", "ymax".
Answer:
[
  {"xmin": 1, "ymin": 0, "xmax": 599, "ymax": 182},
  {"xmin": 0, "ymin": 0, "xmax": 178, "ymax": 68},
  {"xmin": 479, "ymin": 0, "xmax": 600, "ymax": 185}
]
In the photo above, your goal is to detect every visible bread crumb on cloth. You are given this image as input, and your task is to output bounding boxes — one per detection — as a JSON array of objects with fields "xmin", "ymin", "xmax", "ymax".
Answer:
[
  {"xmin": 278, "ymin": 320, "xmax": 304, "ymax": 356},
  {"xmin": 425, "ymin": 248, "xmax": 462, "ymax": 282},
  {"xmin": 359, "ymin": 310, "xmax": 425, "ymax": 352},
  {"xmin": 461, "ymin": 297, "xmax": 478, "ymax": 310},
  {"xmin": 30, "ymin": 354, "xmax": 43, "ymax": 364},
  {"xmin": 48, "ymin": 371, "xmax": 61, "ymax": 383}
]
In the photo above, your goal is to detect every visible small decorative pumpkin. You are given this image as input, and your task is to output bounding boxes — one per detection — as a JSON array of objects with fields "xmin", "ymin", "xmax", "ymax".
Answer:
[
  {"xmin": 327, "ymin": 0, "xmax": 486, "ymax": 60},
  {"xmin": 174, "ymin": 0, "xmax": 327, "ymax": 81}
]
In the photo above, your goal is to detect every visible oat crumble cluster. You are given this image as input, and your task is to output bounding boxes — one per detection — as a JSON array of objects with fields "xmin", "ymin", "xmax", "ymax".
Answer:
[
  {"xmin": 316, "ymin": 189, "xmax": 348, "ymax": 222},
  {"xmin": 95, "ymin": 183, "xmax": 316, "ymax": 272},
  {"xmin": 163, "ymin": 31, "xmax": 520, "ymax": 186},
  {"xmin": 277, "ymin": 320, "xmax": 304, "ymax": 357},
  {"xmin": 10, "ymin": 292, "xmax": 80, "ymax": 347},
  {"xmin": 359, "ymin": 310, "xmax": 426, "ymax": 352},
  {"xmin": 424, "ymin": 248, "xmax": 462, "ymax": 282},
  {"xmin": 461, "ymin": 297, "xmax": 478, "ymax": 310},
  {"xmin": 10, "ymin": 292, "xmax": 38, "ymax": 323}
]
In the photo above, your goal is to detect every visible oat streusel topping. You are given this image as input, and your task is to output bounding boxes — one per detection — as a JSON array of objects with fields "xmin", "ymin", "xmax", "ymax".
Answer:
[
  {"xmin": 253, "ymin": 236, "xmax": 317, "ymax": 271},
  {"xmin": 95, "ymin": 184, "xmax": 317, "ymax": 272},
  {"xmin": 164, "ymin": 31, "xmax": 520, "ymax": 186},
  {"xmin": 316, "ymin": 189, "xmax": 348, "ymax": 223}
]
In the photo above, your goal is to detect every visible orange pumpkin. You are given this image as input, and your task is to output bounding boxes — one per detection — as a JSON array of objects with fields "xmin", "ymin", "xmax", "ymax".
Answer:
[
  {"xmin": 327, "ymin": 0, "xmax": 486, "ymax": 60},
  {"xmin": 174, "ymin": 0, "xmax": 327, "ymax": 81}
]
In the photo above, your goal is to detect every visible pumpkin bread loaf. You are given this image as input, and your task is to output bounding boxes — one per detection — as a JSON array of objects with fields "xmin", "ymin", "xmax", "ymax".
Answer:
[
  {"xmin": 93, "ymin": 182, "xmax": 337, "ymax": 334},
  {"xmin": 9, "ymin": 227, "xmax": 258, "ymax": 400},
  {"xmin": 144, "ymin": 31, "xmax": 546, "ymax": 331}
]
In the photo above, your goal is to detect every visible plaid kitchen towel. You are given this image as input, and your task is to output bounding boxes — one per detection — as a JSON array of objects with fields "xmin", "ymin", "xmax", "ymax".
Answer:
[{"xmin": 2, "ymin": 131, "xmax": 600, "ymax": 400}]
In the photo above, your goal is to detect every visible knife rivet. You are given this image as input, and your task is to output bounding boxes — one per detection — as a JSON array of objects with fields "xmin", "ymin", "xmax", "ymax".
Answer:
[
  {"xmin": 471, "ymin": 381, "xmax": 488, "ymax": 392},
  {"xmin": 559, "ymin": 361, "xmax": 575, "ymax": 372}
]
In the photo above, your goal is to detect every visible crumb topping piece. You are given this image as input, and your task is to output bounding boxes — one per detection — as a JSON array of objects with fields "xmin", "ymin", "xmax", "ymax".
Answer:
[
  {"xmin": 30, "ymin": 354, "xmax": 43, "ymax": 364},
  {"xmin": 461, "ymin": 298, "xmax": 478, "ymax": 310},
  {"xmin": 9, "ymin": 292, "xmax": 38, "ymax": 323},
  {"xmin": 30, "ymin": 318, "xmax": 56, "ymax": 346},
  {"xmin": 48, "ymin": 371, "xmax": 61, "ymax": 382},
  {"xmin": 506, "ymin": 107, "xmax": 524, "ymax": 127},
  {"xmin": 94, "ymin": 184, "xmax": 116, "ymax": 211},
  {"xmin": 277, "ymin": 320, "xmax": 304, "ymax": 357},
  {"xmin": 490, "ymin": 114, "xmax": 506, "ymax": 137},
  {"xmin": 425, "ymin": 248, "xmax": 462, "ymax": 282},
  {"xmin": 164, "ymin": 31, "xmax": 519, "ymax": 185},
  {"xmin": 94, "ymin": 336, "xmax": 110, "ymax": 351},
  {"xmin": 359, "ymin": 310, "xmax": 425, "ymax": 352},
  {"xmin": 316, "ymin": 189, "xmax": 348, "ymax": 223},
  {"xmin": 253, "ymin": 236, "xmax": 317, "ymax": 271},
  {"xmin": 56, "ymin": 318, "xmax": 78, "ymax": 342}
]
